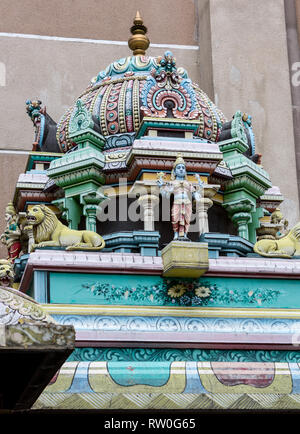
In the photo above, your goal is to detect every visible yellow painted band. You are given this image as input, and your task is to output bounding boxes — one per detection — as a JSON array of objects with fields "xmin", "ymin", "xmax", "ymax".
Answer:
[{"xmin": 42, "ymin": 304, "xmax": 300, "ymax": 319}]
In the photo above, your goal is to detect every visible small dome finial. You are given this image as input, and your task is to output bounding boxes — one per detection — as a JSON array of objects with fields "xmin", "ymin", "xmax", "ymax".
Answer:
[{"xmin": 128, "ymin": 11, "xmax": 150, "ymax": 56}]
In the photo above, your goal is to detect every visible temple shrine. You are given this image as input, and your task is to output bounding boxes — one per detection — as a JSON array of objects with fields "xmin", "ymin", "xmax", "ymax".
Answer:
[{"xmin": 1, "ymin": 13, "xmax": 300, "ymax": 413}]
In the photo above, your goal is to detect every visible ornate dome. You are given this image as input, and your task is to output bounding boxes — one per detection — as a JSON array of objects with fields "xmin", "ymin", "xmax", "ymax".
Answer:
[{"xmin": 56, "ymin": 18, "xmax": 227, "ymax": 153}]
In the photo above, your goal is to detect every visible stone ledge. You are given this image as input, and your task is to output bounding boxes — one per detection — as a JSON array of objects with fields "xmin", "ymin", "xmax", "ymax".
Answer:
[
  {"xmin": 207, "ymin": 256, "xmax": 300, "ymax": 277},
  {"xmin": 0, "ymin": 286, "xmax": 75, "ymax": 410},
  {"xmin": 0, "ymin": 322, "xmax": 75, "ymax": 349},
  {"xmin": 18, "ymin": 250, "xmax": 300, "ymax": 293}
]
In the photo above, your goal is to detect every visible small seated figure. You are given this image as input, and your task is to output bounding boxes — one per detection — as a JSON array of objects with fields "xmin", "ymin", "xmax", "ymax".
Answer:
[
  {"xmin": 270, "ymin": 208, "xmax": 284, "ymax": 225},
  {"xmin": 0, "ymin": 202, "xmax": 22, "ymax": 262},
  {"xmin": 269, "ymin": 208, "xmax": 289, "ymax": 239},
  {"xmin": 157, "ymin": 154, "xmax": 204, "ymax": 240}
]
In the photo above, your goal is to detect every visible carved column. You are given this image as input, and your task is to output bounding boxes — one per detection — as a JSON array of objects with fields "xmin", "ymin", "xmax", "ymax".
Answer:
[
  {"xmin": 81, "ymin": 191, "xmax": 106, "ymax": 232},
  {"xmin": 129, "ymin": 180, "xmax": 160, "ymax": 232},
  {"xmin": 196, "ymin": 198, "xmax": 213, "ymax": 235},
  {"xmin": 224, "ymin": 199, "xmax": 254, "ymax": 240},
  {"xmin": 231, "ymin": 212, "xmax": 252, "ymax": 240},
  {"xmin": 83, "ymin": 205, "xmax": 97, "ymax": 232},
  {"xmin": 53, "ymin": 197, "xmax": 81, "ymax": 230},
  {"xmin": 138, "ymin": 194, "xmax": 159, "ymax": 231},
  {"xmin": 195, "ymin": 185, "xmax": 219, "ymax": 236}
]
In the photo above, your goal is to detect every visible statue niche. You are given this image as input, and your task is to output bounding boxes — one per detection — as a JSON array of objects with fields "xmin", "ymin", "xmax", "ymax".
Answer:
[{"xmin": 157, "ymin": 154, "xmax": 204, "ymax": 241}]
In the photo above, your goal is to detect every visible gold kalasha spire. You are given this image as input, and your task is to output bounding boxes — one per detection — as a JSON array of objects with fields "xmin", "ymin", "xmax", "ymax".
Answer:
[{"xmin": 128, "ymin": 11, "xmax": 150, "ymax": 56}]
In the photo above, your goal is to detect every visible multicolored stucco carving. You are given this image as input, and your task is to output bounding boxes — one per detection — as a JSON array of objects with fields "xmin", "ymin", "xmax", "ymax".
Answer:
[
  {"xmin": 0, "ymin": 202, "xmax": 22, "ymax": 262},
  {"xmin": 26, "ymin": 99, "xmax": 61, "ymax": 153},
  {"xmin": 55, "ymin": 50, "xmax": 226, "ymax": 152},
  {"xmin": 1, "ymin": 13, "xmax": 300, "ymax": 413},
  {"xmin": 140, "ymin": 51, "xmax": 200, "ymax": 120}
]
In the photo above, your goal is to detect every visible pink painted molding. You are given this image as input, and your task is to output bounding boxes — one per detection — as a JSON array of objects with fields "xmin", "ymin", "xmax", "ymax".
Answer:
[
  {"xmin": 24, "ymin": 250, "xmax": 162, "ymax": 272},
  {"xmin": 16, "ymin": 173, "xmax": 49, "ymax": 185},
  {"xmin": 75, "ymin": 329, "xmax": 298, "ymax": 350},
  {"xmin": 262, "ymin": 185, "xmax": 283, "ymax": 196},
  {"xmin": 131, "ymin": 139, "xmax": 222, "ymax": 156},
  {"xmin": 206, "ymin": 257, "xmax": 300, "ymax": 278},
  {"xmin": 19, "ymin": 251, "xmax": 162, "ymax": 291},
  {"xmin": 19, "ymin": 250, "xmax": 300, "ymax": 292}
]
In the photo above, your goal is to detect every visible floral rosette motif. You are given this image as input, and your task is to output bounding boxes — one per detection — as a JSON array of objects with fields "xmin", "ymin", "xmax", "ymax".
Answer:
[
  {"xmin": 194, "ymin": 286, "xmax": 211, "ymax": 298},
  {"xmin": 167, "ymin": 284, "xmax": 186, "ymax": 298},
  {"xmin": 167, "ymin": 282, "xmax": 212, "ymax": 306},
  {"xmin": 83, "ymin": 279, "xmax": 280, "ymax": 307}
]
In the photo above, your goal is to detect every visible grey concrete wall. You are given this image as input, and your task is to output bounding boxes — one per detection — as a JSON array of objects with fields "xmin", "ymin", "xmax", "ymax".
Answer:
[
  {"xmin": 210, "ymin": 0, "xmax": 299, "ymax": 226},
  {"xmin": 0, "ymin": 36, "xmax": 200, "ymax": 150},
  {"xmin": 195, "ymin": 0, "xmax": 214, "ymax": 100},
  {"xmin": 285, "ymin": 0, "xmax": 300, "ymax": 220},
  {"xmin": 0, "ymin": 0, "xmax": 197, "ymax": 45},
  {"xmin": 296, "ymin": 0, "xmax": 300, "ymax": 44}
]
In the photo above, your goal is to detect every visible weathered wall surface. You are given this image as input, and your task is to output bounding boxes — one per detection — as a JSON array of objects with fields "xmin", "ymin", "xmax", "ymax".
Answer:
[
  {"xmin": 0, "ymin": 37, "xmax": 200, "ymax": 150},
  {"xmin": 0, "ymin": 0, "xmax": 197, "ymax": 45},
  {"xmin": 210, "ymin": 0, "xmax": 299, "ymax": 225},
  {"xmin": 296, "ymin": 0, "xmax": 300, "ymax": 45}
]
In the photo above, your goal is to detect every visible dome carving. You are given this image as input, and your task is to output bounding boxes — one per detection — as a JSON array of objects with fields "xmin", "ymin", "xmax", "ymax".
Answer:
[{"xmin": 56, "ymin": 52, "xmax": 227, "ymax": 153}]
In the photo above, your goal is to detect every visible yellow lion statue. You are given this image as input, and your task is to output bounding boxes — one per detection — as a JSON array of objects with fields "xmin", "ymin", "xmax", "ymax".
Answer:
[
  {"xmin": 254, "ymin": 222, "xmax": 300, "ymax": 258},
  {"xmin": 0, "ymin": 259, "xmax": 15, "ymax": 287},
  {"xmin": 27, "ymin": 204, "xmax": 105, "ymax": 252}
]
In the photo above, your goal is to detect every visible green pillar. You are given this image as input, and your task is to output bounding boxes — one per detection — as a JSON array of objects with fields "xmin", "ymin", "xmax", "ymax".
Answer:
[
  {"xmin": 53, "ymin": 197, "xmax": 81, "ymax": 230},
  {"xmin": 47, "ymin": 99, "xmax": 106, "ymax": 232},
  {"xmin": 81, "ymin": 191, "xmax": 107, "ymax": 232},
  {"xmin": 83, "ymin": 205, "xmax": 97, "ymax": 232},
  {"xmin": 231, "ymin": 212, "xmax": 252, "ymax": 240},
  {"xmin": 223, "ymin": 199, "xmax": 254, "ymax": 241},
  {"xmin": 248, "ymin": 207, "xmax": 264, "ymax": 244},
  {"xmin": 219, "ymin": 112, "xmax": 272, "ymax": 243}
]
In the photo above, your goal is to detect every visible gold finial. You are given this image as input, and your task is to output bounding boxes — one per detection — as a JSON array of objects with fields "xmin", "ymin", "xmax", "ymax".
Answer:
[{"xmin": 128, "ymin": 11, "xmax": 150, "ymax": 56}]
